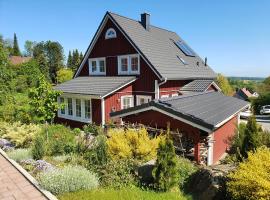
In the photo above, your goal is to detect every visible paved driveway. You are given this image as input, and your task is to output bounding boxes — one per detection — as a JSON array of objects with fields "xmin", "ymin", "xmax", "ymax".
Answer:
[
  {"xmin": 257, "ymin": 121, "xmax": 270, "ymax": 131},
  {"xmin": 0, "ymin": 152, "xmax": 49, "ymax": 200}
]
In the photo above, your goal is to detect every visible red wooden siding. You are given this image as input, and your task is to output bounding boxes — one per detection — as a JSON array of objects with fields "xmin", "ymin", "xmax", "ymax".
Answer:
[
  {"xmin": 54, "ymin": 117, "xmax": 86, "ymax": 128},
  {"xmin": 78, "ymin": 18, "xmax": 137, "ymax": 76},
  {"xmin": 207, "ymin": 84, "xmax": 218, "ymax": 92},
  {"xmin": 159, "ymin": 80, "xmax": 190, "ymax": 97},
  {"xmin": 212, "ymin": 116, "xmax": 237, "ymax": 164},
  {"xmin": 92, "ymin": 99, "xmax": 102, "ymax": 124},
  {"xmin": 104, "ymin": 84, "xmax": 133, "ymax": 123}
]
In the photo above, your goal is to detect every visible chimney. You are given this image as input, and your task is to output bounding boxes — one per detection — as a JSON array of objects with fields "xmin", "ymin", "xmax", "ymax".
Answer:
[
  {"xmin": 141, "ymin": 13, "xmax": 150, "ymax": 31},
  {"xmin": 204, "ymin": 57, "xmax": 207, "ymax": 66}
]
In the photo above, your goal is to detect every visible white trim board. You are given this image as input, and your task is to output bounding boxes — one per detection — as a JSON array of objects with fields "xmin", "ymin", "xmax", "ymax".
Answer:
[{"xmin": 74, "ymin": 13, "xmax": 163, "ymax": 80}]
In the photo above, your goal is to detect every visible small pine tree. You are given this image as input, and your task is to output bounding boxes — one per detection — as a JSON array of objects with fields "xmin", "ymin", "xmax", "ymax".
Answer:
[
  {"xmin": 153, "ymin": 134, "xmax": 179, "ymax": 191},
  {"xmin": 67, "ymin": 50, "xmax": 72, "ymax": 68},
  {"xmin": 32, "ymin": 136, "xmax": 45, "ymax": 160},
  {"xmin": 242, "ymin": 115, "xmax": 261, "ymax": 157},
  {"xmin": 13, "ymin": 33, "xmax": 21, "ymax": 56},
  {"xmin": 79, "ymin": 52, "xmax": 84, "ymax": 62},
  {"xmin": 71, "ymin": 49, "xmax": 80, "ymax": 72}
]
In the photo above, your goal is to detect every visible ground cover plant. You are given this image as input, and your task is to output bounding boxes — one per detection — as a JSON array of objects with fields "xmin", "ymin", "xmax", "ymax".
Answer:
[
  {"xmin": 38, "ymin": 165, "xmax": 99, "ymax": 195},
  {"xmin": 7, "ymin": 148, "xmax": 32, "ymax": 162}
]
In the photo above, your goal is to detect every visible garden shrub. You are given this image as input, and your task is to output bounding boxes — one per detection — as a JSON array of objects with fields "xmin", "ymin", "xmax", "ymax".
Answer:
[
  {"xmin": 38, "ymin": 165, "xmax": 99, "ymax": 195},
  {"xmin": 0, "ymin": 121, "xmax": 41, "ymax": 148},
  {"xmin": 107, "ymin": 128, "xmax": 163, "ymax": 161},
  {"xmin": 92, "ymin": 159, "xmax": 139, "ymax": 188},
  {"xmin": 32, "ymin": 136, "xmax": 45, "ymax": 160},
  {"xmin": 177, "ymin": 157, "xmax": 198, "ymax": 189},
  {"xmin": 153, "ymin": 135, "xmax": 179, "ymax": 192},
  {"xmin": 83, "ymin": 134, "xmax": 108, "ymax": 166},
  {"xmin": 7, "ymin": 148, "xmax": 32, "ymax": 162},
  {"xmin": 83, "ymin": 123, "xmax": 102, "ymax": 136},
  {"xmin": 40, "ymin": 124, "xmax": 76, "ymax": 156},
  {"xmin": 227, "ymin": 147, "xmax": 270, "ymax": 200}
]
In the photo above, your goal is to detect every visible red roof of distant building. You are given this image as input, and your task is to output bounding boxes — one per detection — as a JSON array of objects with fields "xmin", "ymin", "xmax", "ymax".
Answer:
[{"xmin": 9, "ymin": 56, "xmax": 32, "ymax": 65}]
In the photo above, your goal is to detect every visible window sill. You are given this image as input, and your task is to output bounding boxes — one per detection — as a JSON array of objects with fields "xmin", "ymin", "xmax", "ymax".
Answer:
[{"xmin": 58, "ymin": 114, "xmax": 91, "ymax": 123}]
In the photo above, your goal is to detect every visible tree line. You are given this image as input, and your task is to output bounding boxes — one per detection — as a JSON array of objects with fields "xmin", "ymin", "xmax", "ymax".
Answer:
[{"xmin": 1, "ymin": 33, "xmax": 83, "ymax": 83}]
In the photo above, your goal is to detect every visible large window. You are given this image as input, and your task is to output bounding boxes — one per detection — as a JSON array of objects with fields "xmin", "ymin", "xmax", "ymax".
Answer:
[
  {"xmin": 136, "ymin": 95, "xmax": 151, "ymax": 106},
  {"xmin": 60, "ymin": 97, "xmax": 65, "ymax": 114},
  {"xmin": 58, "ymin": 97, "xmax": 92, "ymax": 123},
  {"xmin": 118, "ymin": 54, "xmax": 139, "ymax": 75},
  {"xmin": 67, "ymin": 98, "xmax": 73, "ymax": 116},
  {"xmin": 76, "ymin": 99, "xmax": 81, "ymax": 117},
  {"xmin": 121, "ymin": 95, "xmax": 134, "ymax": 109},
  {"xmin": 85, "ymin": 100, "xmax": 91, "ymax": 119},
  {"xmin": 89, "ymin": 58, "xmax": 106, "ymax": 75}
]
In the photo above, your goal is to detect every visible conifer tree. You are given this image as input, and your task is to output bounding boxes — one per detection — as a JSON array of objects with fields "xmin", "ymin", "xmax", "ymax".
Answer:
[
  {"xmin": 153, "ymin": 134, "xmax": 179, "ymax": 191},
  {"xmin": 67, "ymin": 50, "xmax": 72, "ymax": 68},
  {"xmin": 79, "ymin": 52, "xmax": 84, "ymax": 62},
  {"xmin": 13, "ymin": 33, "xmax": 21, "ymax": 56},
  {"xmin": 242, "ymin": 115, "xmax": 261, "ymax": 157},
  {"xmin": 71, "ymin": 49, "xmax": 80, "ymax": 72}
]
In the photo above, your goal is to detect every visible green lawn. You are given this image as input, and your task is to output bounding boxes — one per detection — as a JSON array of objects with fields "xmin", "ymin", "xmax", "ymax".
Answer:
[{"xmin": 58, "ymin": 187, "xmax": 191, "ymax": 200}]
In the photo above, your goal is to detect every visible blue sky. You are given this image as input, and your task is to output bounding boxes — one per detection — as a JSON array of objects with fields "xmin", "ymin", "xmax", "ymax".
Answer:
[{"xmin": 0, "ymin": 0, "xmax": 269, "ymax": 77}]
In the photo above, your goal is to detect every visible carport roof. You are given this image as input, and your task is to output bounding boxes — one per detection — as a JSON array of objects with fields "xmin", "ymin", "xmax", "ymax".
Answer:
[{"xmin": 111, "ymin": 91, "xmax": 249, "ymax": 131}]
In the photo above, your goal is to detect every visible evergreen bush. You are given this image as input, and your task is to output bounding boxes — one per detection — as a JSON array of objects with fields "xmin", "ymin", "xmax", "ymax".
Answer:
[{"xmin": 153, "ymin": 135, "xmax": 179, "ymax": 191}]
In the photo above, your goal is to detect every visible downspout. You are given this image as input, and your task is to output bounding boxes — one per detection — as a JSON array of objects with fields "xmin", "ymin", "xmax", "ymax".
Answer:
[
  {"xmin": 155, "ymin": 78, "xmax": 167, "ymax": 99},
  {"xmin": 101, "ymin": 98, "xmax": 105, "ymax": 127}
]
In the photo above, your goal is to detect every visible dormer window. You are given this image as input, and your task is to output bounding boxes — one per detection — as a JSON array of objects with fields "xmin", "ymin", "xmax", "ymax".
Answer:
[
  {"xmin": 89, "ymin": 58, "xmax": 106, "ymax": 75},
  {"xmin": 105, "ymin": 28, "xmax": 117, "ymax": 39},
  {"xmin": 118, "ymin": 54, "xmax": 140, "ymax": 75}
]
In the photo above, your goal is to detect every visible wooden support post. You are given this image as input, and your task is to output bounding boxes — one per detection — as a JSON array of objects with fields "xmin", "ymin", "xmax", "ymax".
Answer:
[{"xmin": 194, "ymin": 132, "xmax": 200, "ymax": 164}]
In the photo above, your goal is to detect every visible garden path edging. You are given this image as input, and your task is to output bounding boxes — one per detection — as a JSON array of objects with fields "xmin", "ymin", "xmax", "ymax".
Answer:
[{"xmin": 0, "ymin": 148, "xmax": 58, "ymax": 200}]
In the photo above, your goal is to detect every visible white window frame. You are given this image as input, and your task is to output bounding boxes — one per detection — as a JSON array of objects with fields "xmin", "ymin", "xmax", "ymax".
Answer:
[
  {"xmin": 161, "ymin": 94, "xmax": 169, "ymax": 98},
  {"xmin": 171, "ymin": 93, "xmax": 178, "ymax": 97},
  {"xmin": 105, "ymin": 28, "xmax": 117, "ymax": 39},
  {"xmin": 136, "ymin": 95, "xmax": 152, "ymax": 106},
  {"xmin": 118, "ymin": 54, "xmax": 140, "ymax": 75},
  {"xmin": 58, "ymin": 96, "xmax": 92, "ymax": 123},
  {"xmin": 88, "ymin": 57, "xmax": 106, "ymax": 75},
  {"xmin": 121, "ymin": 95, "xmax": 134, "ymax": 109}
]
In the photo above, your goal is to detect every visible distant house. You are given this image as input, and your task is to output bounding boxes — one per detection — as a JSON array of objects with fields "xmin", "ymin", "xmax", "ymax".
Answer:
[
  {"xmin": 54, "ymin": 12, "xmax": 248, "ymax": 165},
  {"xmin": 234, "ymin": 88, "xmax": 254, "ymax": 101},
  {"xmin": 9, "ymin": 56, "xmax": 32, "ymax": 65}
]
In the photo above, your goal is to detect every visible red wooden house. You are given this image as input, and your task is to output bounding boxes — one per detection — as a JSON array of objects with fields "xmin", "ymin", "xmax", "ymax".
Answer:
[{"xmin": 55, "ymin": 12, "xmax": 249, "ymax": 165}]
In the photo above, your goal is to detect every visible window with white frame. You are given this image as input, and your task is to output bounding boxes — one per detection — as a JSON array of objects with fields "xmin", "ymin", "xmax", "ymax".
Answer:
[
  {"xmin": 89, "ymin": 58, "xmax": 106, "ymax": 75},
  {"xmin": 171, "ymin": 93, "xmax": 178, "ymax": 97},
  {"xmin": 118, "ymin": 54, "xmax": 139, "ymax": 75},
  {"xmin": 105, "ymin": 28, "xmax": 117, "ymax": 39},
  {"xmin": 121, "ymin": 95, "xmax": 134, "ymax": 109},
  {"xmin": 85, "ymin": 100, "xmax": 91, "ymax": 119},
  {"xmin": 161, "ymin": 94, "xmax": 169, "ymax": 98},
  {"xmin": 58, "ymin": 97, "xmax": 92, "ymax": 123},
  {"xmin": 76, "ymin": 99, "xmax": 81, "ymax": 117},
  {"xmin": 60, "ymin": 97, "xmax": 65, "ymax": 115},
  {"xmin": 67, "ymin": 98, "xmax": 73, "ymax": 116},
  {"xmin": 136, "ymin": 95, "xmax": 152, "ymax": 106}
]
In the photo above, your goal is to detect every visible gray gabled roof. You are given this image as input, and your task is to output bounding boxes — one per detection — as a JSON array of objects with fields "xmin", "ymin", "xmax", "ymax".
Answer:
[
  {"xmin": 54, "ymin": 76, "xmax": 136, "ymax": 97},
  {"xmin": 180, "ymin": 80, "xmax": 215, "ymax": 92},
  {"xmin": 111, "ymin": 91, "xmax": 249, "ymax": 131},
  {"xmin": 109, "ymin": 12, "xmax": 217, "ymax": 80}
]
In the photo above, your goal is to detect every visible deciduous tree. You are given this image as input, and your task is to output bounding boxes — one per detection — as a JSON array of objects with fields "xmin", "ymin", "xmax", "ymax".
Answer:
[{"xmin": 216, "ymin": 74, "xmax": 234, "ymax": 96}]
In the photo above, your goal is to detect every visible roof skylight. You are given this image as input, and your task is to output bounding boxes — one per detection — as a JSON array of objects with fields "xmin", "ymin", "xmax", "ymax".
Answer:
[{"xmin": 175, "ymin": 40, "xmax": 195, "ymax": 57}]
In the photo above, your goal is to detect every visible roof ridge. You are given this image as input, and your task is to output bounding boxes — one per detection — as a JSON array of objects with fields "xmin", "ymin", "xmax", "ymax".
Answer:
[
  {"xmin": 108, "ymin": 11, "xmax": 176, "ymax": 34},
  {"xmin": 159, "ymin": 90, "xmax": 216, "ymax": 104}
]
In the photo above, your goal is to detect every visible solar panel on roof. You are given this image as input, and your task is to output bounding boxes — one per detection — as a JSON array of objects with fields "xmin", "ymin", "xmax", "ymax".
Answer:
[{"xmin": 175, "ymin": 41, "xmax": 195, "ymax": 57}]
